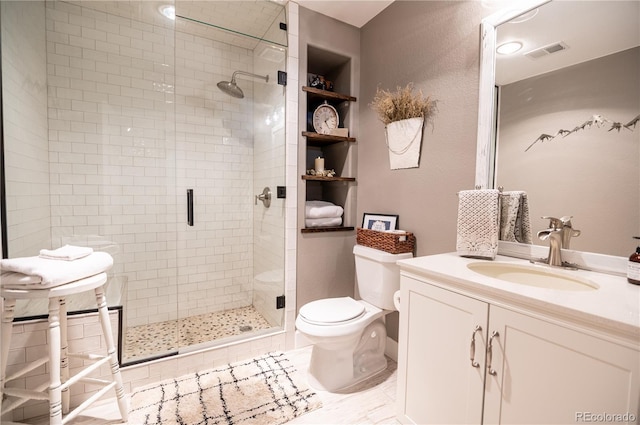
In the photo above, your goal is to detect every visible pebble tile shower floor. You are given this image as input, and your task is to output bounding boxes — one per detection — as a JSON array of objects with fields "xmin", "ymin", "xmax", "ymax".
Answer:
[{"xmin": 123, "ymin": 306, "xmax": 272, "ymax": 362}]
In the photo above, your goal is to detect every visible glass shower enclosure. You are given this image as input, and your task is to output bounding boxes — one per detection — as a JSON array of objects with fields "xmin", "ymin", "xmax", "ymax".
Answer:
[{"xmin": 1, "ymin": 0, "xmax": 287, "ymax": 365}]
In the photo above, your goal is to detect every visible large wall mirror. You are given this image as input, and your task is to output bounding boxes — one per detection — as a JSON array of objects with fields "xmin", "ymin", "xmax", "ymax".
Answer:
[{"xmin": 476, "ymin": 0, "xmax": 640, "ymax": 257}]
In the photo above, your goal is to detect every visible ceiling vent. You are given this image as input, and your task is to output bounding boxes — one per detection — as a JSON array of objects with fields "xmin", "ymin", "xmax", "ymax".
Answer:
[
  {"xmin": 525, "ymin": 41, "xmax": 569, "ymax": 59},
  {"xmin": 257, "ymin": 45, "xmax": 286, "ymax": 63}
]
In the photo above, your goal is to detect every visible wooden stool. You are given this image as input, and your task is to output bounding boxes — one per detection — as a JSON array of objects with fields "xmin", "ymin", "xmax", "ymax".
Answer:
[{"xmin": 1, "ymin": 273, "xmax": 128, "ymax": 424}]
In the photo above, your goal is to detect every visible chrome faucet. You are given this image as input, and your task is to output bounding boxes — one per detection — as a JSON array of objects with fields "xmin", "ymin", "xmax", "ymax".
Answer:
[
  {"xmin": 557, "ymin": 216, "xmax": 581, "ymax": 249},
  {"xmin": 536, "ymin": 216, "xmax": 581, "ymax": 267}
]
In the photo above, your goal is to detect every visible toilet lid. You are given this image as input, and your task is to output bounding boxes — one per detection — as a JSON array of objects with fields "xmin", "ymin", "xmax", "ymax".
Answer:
[{"xmin": 299, "ymin": 297, "xmax": 365, "ymax": 325}]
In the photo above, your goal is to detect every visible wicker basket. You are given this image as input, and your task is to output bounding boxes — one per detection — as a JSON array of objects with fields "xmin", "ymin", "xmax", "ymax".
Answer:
[{"xmin": 356, "ymin": 228, "xmax": 415, "ymax": 254}]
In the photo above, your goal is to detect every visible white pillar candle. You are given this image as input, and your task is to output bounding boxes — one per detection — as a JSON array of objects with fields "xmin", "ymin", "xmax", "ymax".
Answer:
[{"xmin": 314, "ymin": 157, "xmax": 325, "ymax": 172}]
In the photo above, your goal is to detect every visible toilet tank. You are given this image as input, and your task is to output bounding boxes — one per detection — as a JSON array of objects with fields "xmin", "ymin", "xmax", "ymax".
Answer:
[{"xmin": 353, "ymin": 245, "xmax": 413, "ymax": 310}]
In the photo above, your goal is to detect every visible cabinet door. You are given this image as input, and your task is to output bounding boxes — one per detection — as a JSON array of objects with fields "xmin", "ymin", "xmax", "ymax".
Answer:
[
  {"xmin": 484, "ymin": 306, "xmax": 640, "ymax": 425},
  {"xmin": 397, "ymin": 276, "xmax": 489, "ymax": 424}
]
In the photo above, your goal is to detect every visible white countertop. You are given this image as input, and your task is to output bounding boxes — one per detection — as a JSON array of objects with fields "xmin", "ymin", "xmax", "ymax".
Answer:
[{"xmin": 397, "ymin": 253, "xmax": 640, "ymax": 342}]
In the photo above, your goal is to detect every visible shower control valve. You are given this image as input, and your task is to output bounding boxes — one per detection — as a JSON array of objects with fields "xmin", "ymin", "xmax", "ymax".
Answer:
[{"xmin": 255, "ymin": 187, "xmax": 272, "ymax": 208}]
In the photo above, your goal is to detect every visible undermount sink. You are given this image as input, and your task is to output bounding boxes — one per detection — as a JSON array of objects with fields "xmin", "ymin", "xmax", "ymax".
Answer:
[{"xmin": 467, "ymin": 262, "xmax": 599, "ymax": 291}]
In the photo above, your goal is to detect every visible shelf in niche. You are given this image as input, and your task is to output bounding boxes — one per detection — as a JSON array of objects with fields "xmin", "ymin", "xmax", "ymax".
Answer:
[
  {"xmin": 301, "ymin": 226, "xmax": 355, "ymax": 234},
  {"xmin": 302, "ymin": 131, "xmax": 356, "ymax": 145},
  {"xmin": 301, "ymin": 79, "xmax": 356, "ymax": 236},
  {"xmin": 302, "ymin": 86, "xmax": 357, "ymax": 102},
  {"xmin": 301, "ymin": 175, "xmax": 355, "ymax": 182}
]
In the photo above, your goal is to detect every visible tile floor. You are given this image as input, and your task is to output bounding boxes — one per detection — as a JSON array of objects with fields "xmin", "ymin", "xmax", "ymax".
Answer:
[
  {"xmin": 23, "ymin": 346, "xmax": 400, "ymax": 424},
  {"xmin": 123, "ymin": 306, "xmax": 273, "ymax": 363}
]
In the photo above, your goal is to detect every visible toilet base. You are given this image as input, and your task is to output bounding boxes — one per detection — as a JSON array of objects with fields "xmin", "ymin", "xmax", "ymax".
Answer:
[{"xmin": 306, "ymin": 319, "xmax": 387, "ymax": 392}]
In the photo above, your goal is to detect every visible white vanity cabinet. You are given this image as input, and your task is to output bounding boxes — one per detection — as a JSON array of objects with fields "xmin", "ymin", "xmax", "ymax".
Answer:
[
  {"xmin": 397, "ymin": 273, "xmax": 640, "ymax": 425},
  {"xmin": 397, "ymin": 277, "xmax": 488, "ymax": 424}
]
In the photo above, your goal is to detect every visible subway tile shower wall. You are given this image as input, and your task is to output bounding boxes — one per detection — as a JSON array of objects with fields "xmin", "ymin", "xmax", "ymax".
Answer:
[
  {"xmin": 3, "ymin": 1, "xmax": 297, "ymax": 420},
  {"xmin": 44, "ymin": 1, "xmax": 255, "ymax": 328},
  {"xmin": 3, "ymin": 1, "xmax": 52, "ymax": 258}
]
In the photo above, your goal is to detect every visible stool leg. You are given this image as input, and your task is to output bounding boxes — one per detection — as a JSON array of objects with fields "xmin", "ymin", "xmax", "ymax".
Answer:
[
  {"xmin": 48, "ymin": 297, "xmax": 63, "ymax": 425},
  {"xmin": 95, "ymin": 285, "xmax": 128, "ymax": 421},
  {"xmin": 1, "ymin": 298, "xmax": 16, "ymax": 418},
  {"xmin": 59, "ymin": 297, "xmax": 70, "ymax": 414}
]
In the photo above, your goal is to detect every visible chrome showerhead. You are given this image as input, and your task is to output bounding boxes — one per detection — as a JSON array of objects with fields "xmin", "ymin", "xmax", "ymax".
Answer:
[
  {"xmin": 217, "ymin": 71, "xmax": 269, "ymax": 99},
  {"xmin": 217, "ymin": 78, "xmax": 244, "ymax": 99}
]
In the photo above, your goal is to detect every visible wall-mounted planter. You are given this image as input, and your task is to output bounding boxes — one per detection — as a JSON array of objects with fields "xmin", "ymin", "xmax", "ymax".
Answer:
[{"xmin": 385, "ymin": 116, "xmax": 424, "ymax": 170}]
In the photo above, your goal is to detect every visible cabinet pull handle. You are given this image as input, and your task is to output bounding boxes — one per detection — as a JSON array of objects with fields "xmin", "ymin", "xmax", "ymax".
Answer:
[
  {"xmin": 470, "ymin": 325, "xmax": 482, "ymax": 368},
  {"xmin": 487, "ymin": 330, "xmax": 499, "ymax": 376}
]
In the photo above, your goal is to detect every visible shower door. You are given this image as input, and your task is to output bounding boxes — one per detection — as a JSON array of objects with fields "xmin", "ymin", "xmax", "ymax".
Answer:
[
  {"xmin": 172, "ymin": 1, "xmax": 288, "ymax": 353},
  {"xmin": 0, "ymin": 0, "xmax": 287, "ymax": 365},
  {"xmin": 1, "ymin": 0, "xmax": 181, "ymax": 364}
]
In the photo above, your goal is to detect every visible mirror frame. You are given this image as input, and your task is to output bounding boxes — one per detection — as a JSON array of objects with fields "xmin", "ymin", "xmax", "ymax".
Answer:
[
  {"xmin": 474, "ymin": 0, "xmax": 551, "ymax": 188},
  {"xmin": 473, "ymin": 0, "xmax": 631, "ymax": 270}
]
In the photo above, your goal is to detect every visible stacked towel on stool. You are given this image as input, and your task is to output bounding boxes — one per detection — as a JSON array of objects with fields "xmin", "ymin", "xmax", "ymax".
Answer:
[
  {"xmin": 0, "ymin": 245, "xmax": 113, "ymax": 289},
  {"xmin": 305, "ymin": 201, "xmax": 344, "ymax": 228}
]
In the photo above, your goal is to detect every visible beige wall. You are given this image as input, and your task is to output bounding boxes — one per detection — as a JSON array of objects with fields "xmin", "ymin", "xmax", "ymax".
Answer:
[
  {"xmin": 295, "ymin": 1, "xmax": 510, "ymax": 339},
  {"xmin": 360, "ymin": 1, "xmax": 492, "ymax": 338},
  {"xmin": 296, "ymin": 7, "xmax": 361, "ymax": 311},
  {"xmin": 359, "ymin": 1, "xmax": 489, "ymax": 256}
]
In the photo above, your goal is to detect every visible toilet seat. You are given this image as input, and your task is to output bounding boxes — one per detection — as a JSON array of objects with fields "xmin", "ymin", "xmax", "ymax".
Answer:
[
  {"xmin": 299, "ymin": 297, "xmax": 365, "ymax": 325},
  {"xmin": 296, "ymin": 298, "xmax": 385, "ymax": 339}
]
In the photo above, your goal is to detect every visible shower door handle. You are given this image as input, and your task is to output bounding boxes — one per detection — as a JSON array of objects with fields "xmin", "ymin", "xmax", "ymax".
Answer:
[
  {"xmin": 187, "ymin": 189, "xmax": 194, "ymax": 226},
  {"xmin": 255, "ymin": 187, "xmax": 271, "ymax": 208}
]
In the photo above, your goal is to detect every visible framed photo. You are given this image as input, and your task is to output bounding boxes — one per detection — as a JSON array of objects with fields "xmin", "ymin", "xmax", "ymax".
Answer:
[{"xmin": 362, "ymin": 213, "xmax": 399, "ymax": 231}]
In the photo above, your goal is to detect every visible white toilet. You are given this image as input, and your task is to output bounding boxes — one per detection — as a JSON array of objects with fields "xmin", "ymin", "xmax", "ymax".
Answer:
[{"xmin": 295, "ymin": 245, "xmax": 412, "ymax": 391}]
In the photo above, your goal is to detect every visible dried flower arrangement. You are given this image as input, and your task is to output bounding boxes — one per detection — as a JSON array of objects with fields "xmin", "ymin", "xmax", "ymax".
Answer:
[{"xmin": 370, "ymin": 83, "xmax": 437, "ymax": 125}]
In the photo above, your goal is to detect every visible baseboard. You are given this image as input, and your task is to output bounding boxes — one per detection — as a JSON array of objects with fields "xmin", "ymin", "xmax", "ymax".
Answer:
[{"xmin": 385, "ymin": 336, "xmax": 398, "ymax": 362}]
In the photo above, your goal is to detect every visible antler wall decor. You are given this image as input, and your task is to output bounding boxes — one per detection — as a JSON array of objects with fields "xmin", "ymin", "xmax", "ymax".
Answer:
[{"xmin": 525, "ymin": 113, "xmax": 640, "ymax": 152}]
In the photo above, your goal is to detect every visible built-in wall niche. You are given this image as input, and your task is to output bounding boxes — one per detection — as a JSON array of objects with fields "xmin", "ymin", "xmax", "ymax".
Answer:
[
  {"xmin": 301, "ymin": 45, "xmax": 357, "ymax": 233},
  {"xmin": 307, "ymin": 45, "xmax": 351, "ymax": 89},
  {"xmin": 306, "ymin": 45, "xmax": 353, "ymax": 131}
]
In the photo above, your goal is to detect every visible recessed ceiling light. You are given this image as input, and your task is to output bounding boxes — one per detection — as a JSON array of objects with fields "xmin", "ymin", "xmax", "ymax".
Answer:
[
  {"xmin": 159, "ymin": 5, "xmax": 175, "ymax": 20},
  {"xmin": 497, "ymin": 41, "xmax": 523, "ymax": 55}
]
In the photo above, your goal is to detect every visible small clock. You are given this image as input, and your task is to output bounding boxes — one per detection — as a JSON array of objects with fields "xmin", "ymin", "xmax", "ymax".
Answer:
[{"xmin": 312, "ymin": 102, "xmax": 339, "ymax": 135}]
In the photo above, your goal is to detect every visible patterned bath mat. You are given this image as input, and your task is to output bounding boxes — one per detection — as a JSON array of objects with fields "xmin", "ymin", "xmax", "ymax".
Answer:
[{"xmin": 128, "ymin": 352, "xmax": 322, "ymax": 424}]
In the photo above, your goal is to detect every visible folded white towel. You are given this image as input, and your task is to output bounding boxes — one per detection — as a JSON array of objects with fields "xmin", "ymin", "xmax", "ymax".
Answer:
[
  {"xmin": 0, "ymin": 252, "xmax": 113, "ymax": 289},
  {"xmin": 456, "ymin": 189, "xmax": 500, "ymax": 259},
  {"xmin": 305, "ymin": 201, "xmax": 344, "ymax": 219},
  {"xmin": 0, "ymin": 272, "xmax": 41, "ymax": 287},
  {"xmin": 40, "ymin": 244, "xmax": 94, "ymax": 261},
  {"xmin": 500, "ymin": 191, "xmax": 532, "ymax": 244},
  {"xmin": 305, "ymin": 217, "xmax": 343, "ymax": 228}
]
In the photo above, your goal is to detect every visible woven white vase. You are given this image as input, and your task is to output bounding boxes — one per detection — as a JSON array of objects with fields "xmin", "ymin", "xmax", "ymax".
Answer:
[{"xmin": 385, "ymin": 116, "xmax": 424, "ymax": 170}]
